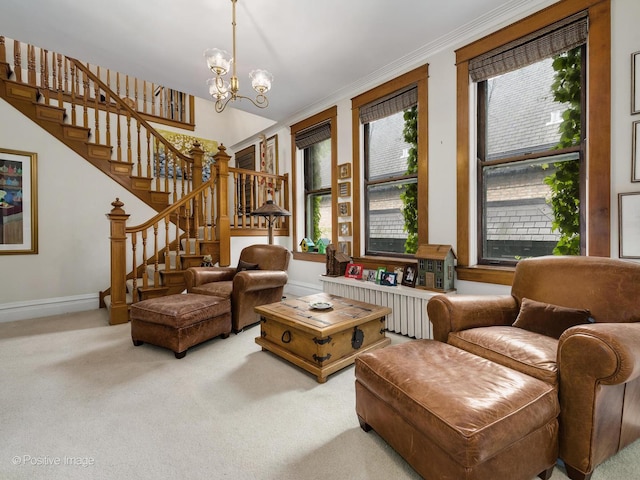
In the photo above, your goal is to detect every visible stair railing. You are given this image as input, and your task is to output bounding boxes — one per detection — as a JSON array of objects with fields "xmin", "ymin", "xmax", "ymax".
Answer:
[
  {"xmin": 1, "ymin": 35, "xmax": 200, "ymax": 208},
  {"xmin": 104, "ymin": 145, "xmax": 231, "ymax": 325}
]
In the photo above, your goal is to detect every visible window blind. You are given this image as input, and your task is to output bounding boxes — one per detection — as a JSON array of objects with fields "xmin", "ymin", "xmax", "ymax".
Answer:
[
  {"xmin": 469, "ymin": 12, "xmax": 588, "ymax": 82},
  {"xmin": 359, "ymin": 86, "xmax": 417, "ymax": 124},
  {"xmin": 294, "ymin": 121, "xmax": 331, "ymax": 150}
]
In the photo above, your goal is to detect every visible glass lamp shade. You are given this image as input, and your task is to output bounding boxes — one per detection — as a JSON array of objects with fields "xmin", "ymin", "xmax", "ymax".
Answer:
[
  {"xmin": 207, "ymin": 77, "xmax": 230, "ymax": 100},
  {"xmin": 249, "ymin": 69, "xmax": 273, "ymax": 94},
  {"xmin": 204, "ymin": 48, "xmax": 232, "ymax": 76}
]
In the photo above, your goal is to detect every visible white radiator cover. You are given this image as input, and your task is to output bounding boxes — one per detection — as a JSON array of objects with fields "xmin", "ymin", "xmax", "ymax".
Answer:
[{"xmin": 319, "ymin": 276, "xmax": 451, "ymax": 339}]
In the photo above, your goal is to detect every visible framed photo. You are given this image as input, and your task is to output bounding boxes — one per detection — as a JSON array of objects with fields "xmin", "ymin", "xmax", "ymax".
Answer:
[
  {"xmin": 380, "ymin": 271, "xmax": 398, "ymax": 286},
  {"xmin": 402, "ymin": 264, "xmax": 417, "ymax": 287},
  {"xmin": 339, "ymin": 221, "xmax": 352, "ymax": 237},
  {"xmin": 338, "ymin": 241, "xmax": 351, "ymax": 256},
  {"xmin": 633, "ymin": 121, "xmax": 640, "ymax": 182},
  {"xmin": 0, "ymin": 148, "xmax": 38, "ymax": 254},
  {"xmin": 366, "ymin": 269, "xmax": 377, "ymax": 282},
  {"xmin": 338, "ymin": 163, "xmax": 351, "ymax": 179},
  {"xmin": 338, "ymin": 181, "xmax": 351, "ymax": 198},
  {"xmin": 619, "ymin": 192, "xmax": 640, "ymax": 258},
  {"xmin": 338, "ymin": 202, "xmax": 351, "ymax": 217},
  {"xmin": 375, "ymin": 267, "xmax": 386, "ymax": 284},
  {"xmin": 632, "ymin": 51, "xmax": 640, "ymax": 115},
  {"xmin": 345, "ymin": 263, "xmax": 364, "ymax": 279}
]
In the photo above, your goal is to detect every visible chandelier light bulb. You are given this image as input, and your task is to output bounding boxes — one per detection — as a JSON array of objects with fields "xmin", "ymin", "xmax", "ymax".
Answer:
[
  {"xmin": 249, "ymin": 69, "xmax": 273, "ymax": 94},
  {"xmin": 204, "ymin": 48, "xmax": 232, "ymax": 76}
]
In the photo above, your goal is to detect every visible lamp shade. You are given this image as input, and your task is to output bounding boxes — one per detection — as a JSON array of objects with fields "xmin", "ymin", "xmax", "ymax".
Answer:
[{"xmin": 250, "ymin": 200, "xmax": 290, "ymax": 218}]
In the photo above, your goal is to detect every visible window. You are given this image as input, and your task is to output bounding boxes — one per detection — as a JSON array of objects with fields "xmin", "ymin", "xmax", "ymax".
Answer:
[
  {"xmin": 363, "ymin": 103, "xmax": 417, "ymax": 256},
  {"xmin": 477, "ymin": 44, "xmax": 585, "ymax": 265},
  {"xmin": 455, "ymin": 0, "xmax": 611, "ymax": 283},
  {"xmin": 290, "ymin": 107, "xmax": 337, "ymax": 257},
  {"xmin": 303, "ymin": 136, "xmax": 332, "ymax": 241},
  {"xmin": 351, "ymin": 65, "xmax": 428, "ymax": 259}
]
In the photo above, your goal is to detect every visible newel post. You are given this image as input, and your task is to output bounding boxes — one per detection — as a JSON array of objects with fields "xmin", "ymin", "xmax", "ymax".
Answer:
[
  {"xmin": 189, "ymin": 141, "xmax": 204, "ymax": 191},
  {"xmin": 214, "ymin": 144, "xmax": 231, "ymax": 266},
  {"xmin": 106, "ymin": 198, "xmax": 130, "ymax": 325}
]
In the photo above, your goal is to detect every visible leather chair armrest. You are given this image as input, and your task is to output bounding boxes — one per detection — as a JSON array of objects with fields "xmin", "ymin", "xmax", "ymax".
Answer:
[
  {"xmin": 558, "ymin": 322, "xmax": 640, "ymax": 385},
  {"xmin": 427, "ymin": 294, "xmax": 519, "ymax": 342},
  {"xmin": 233, "ymin": 270, "xmax": 288, "ymax": 293},
  {"xmin": 184, "ymin": 267, "xmax": 236, "ymax": 290}
]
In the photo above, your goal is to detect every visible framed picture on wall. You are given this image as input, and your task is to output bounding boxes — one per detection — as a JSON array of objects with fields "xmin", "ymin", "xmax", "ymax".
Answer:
[
  {"xmin": 338, "ymin": 202, "xmax": 351, "ymax": 217},
  {"xmin": 632, "ymin": 51, "xmax": 640, "ymax": 115},
  {"xmin": 338, "ymin": 182, "xmax": 351, "ymax": 198},
  {"xmin": 338, "ymin": 163, "xmax": 351, "ymax": 179},
  {"xmin": 633, "ymin": 120, "xmax": 640, "ymax": 182},
  {"xmin": 339, "ymin": 222, "xmax": 352, "ymax": 237}
]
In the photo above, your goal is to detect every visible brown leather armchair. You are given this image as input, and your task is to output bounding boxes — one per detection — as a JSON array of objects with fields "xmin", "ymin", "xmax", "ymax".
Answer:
[
  {"xmin": 184, "ymin": 244, "xmax": 290, "ymax": 332},
  {"xmin": 427, "ymin": 256, "xmax": 640, "ymax": 480}
]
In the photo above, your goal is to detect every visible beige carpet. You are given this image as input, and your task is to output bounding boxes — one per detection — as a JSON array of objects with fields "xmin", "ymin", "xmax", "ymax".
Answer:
[{"xmin": 0, "ymin": 309, "xmax": 638, "ymax": 480}]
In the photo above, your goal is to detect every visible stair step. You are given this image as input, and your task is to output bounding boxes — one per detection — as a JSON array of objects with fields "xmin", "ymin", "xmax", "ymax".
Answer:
[
  {"xmin": 63, "ymin": 124, "xmax": 90, "ymax": 141},
  {"xmin": 4, "ymin": 80, "xmax": 39, "ymax": 102},
  {"xmin": 88, "ymin": 143, "xmax": 112, "ymax": 161},
  {"xmin": 35, "ymin": 103, "xmax": 65, "ymax": 123},
  {"xmin": 108, "ymin": 159, "xmax": 133, "ymax": 176}
]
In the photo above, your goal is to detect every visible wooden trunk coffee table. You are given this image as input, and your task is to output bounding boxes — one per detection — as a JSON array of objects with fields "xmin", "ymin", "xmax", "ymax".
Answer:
[{"xmin": 255, "ymin": 292, "xmax": 391, "ymax": 383}]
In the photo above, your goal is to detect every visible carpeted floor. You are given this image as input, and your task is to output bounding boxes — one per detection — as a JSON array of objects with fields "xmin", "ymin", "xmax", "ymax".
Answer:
[{"xmin": 0, "ymin": 309, "xmax": 638, "ymax": 480}]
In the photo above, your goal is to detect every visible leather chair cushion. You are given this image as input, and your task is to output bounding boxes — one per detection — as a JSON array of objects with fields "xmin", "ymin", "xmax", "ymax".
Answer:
[
  {"xmin": 237, "ymin": 259, "xmax": 259, "ymax": 272},
  {"xmin": 355, "ymin": 340, "xmax": 559, "ymax": 467},
  {"xmin": 513, "ymin": 297, "xmax": 591, "ymax": 339},
  {"xmin": 190, "ymin": 281, "xmax": 233, "ymax": 299},
  {"xmin": 449, "ymin": 326, "xmax": 559, "ymax": 385},
  {"xmin": 130, "ymin": 293, "xmax": 230, "ymax": 328}
]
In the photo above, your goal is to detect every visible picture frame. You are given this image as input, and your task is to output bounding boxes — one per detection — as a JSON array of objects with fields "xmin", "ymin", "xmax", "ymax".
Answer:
[
  {"xmin": 375, "ymin": 267, "xmax": 386, "ymax": 284},
  {"xmin": 345, "ymin": 263, "xmax": 364, "ymax": 279},
  {"xmin": 379, "ymin": 271, "xmax": 398, "ymax": 286},
  {"xmin": 338, "ymin": 181, "xmax": 351, "ymax": 198},
  {"xmin": 263, "ymin": 134, "xmax": 279, "ymax": 175},
  {"xmin": 618, "ymin": 192, "xmax": 640, "ymax": 258},
  {"xmin": 633, "ymin": 120, "xmax": 640, "ymax": 182},
  {"xmin": 338, "ymin": 163, "xmax": 351, "ymax": 179},
  {"xmin": 366, "ymin": 269, "xmax": 377, "ymax": 282},
  {"xmin": 632, "ymin": 51, "xmax": 640, "ymax": 115},
  {"xmin": 337, "ymin": 241, "xmax": 351, "ymax": 256},
  {"xmin": 339, "ymin": 221, "xmax": 352, "ymax": 237},
  {"xmin": 401, "ymin": 264, "xmax": 417, "ymax": 287},
  {"xmin": 338, "ymin": 202, "xmax": 351, "ymax": 217},
  {"xmin": 0, "ymin": 148, "xmax": 38, "ymax": 254}
]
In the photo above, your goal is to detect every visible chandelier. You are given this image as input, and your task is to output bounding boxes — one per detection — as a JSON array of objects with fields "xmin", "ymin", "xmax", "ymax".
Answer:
[{"xmin": 204, "ymin": 0, "xmax": 273, "ymax": 113}]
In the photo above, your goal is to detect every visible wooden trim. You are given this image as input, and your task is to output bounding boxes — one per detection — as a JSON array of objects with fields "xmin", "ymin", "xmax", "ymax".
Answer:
[
  {"xmin": 456, "ymin": 266, "xmax": 514, "ymax": 285},
  {"xmin": 455, "ymin": 0, "xmax": 611, "ymax": 283},
  {"xmin": 290, "ymin": 106, "xmax": 337, "ymax": 260},
  {"xmin": 351, "ymin": 64, "xmax": 429, "ymax": 257},
  {"xmin": 292, "ymin": 251, "xmax": 326, "ymax": 263}
]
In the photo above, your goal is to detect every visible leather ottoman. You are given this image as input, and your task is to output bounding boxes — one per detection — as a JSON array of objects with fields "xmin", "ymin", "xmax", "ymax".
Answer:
[
  {"xmin": 355, "ymin": 340, "xmax": 559, "ymax": 480},
  {"xmin": 130, "ymin": 293, "xmax": 231, "ymax": 358}
]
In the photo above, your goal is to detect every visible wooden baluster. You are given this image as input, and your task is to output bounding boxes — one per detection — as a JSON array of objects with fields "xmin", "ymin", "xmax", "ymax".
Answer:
[
  {"xmin": 82, "ymin": 68, "xmax": 89, "ymax": 129},
  {"xmin": 164, "ymin": 216, "xmax": 170, "ymax": 271},
  {"xmin": 151, "ymin": 83, "xmax": 156, "ymax": 117},
  {"xmin": 116, "ymin": 101, "xmax": 122, "ymax": 162},
  {"xmin": 70, "ymin": 63, "xmax": 77, "ymax": 125},
  {"xmin": 141, "ymin": 229, "xmax": 148, "ymax": 290},
  {"xmin": 155, "ymin": 138, "xmax": 162, "ymax": 191},
  {"xmin": 63, "ymin": 57, "xmax": 69, "ymax": 98},
  {"xmin": 233, "ymin": 172, "xmax": 240, "ymax": 228},
  {"xmin": 51, "ymin": 51, "xmax": 57, "ymax": 100},
  {"xmin": 130, "ymin": 232, "xmax": 138, "ymax": 303},
  {"xmin": 136, "ymin": 122, "xmax": 141, "ymax": 176},
  {"xmin": 134, "ymin": 77, "xmax": 138, "ymax": 112},
  {"xmin": 105, "ymin": 70, "xmax": 111, "ymax": 147},
  {"xmin": 143, "ymin": 80, "xmax": 148, "ymax": 114},
  {"xmin": 152, "ymin": 224, "xmax": 160, "ymax": 288},
  {"xmin": 159, "ymin": 86, "xmax": 164, "ymax": 118},
  {"xmin": 27, "ymin": 44, "xmax": 36, "ymax": 87},
  {"xmin": 94, "ymin": 66, "xmax": 100, "ymax": 144},
  {"xmin": 13, "ymin": 40, "xmax": 21, "ymax": 83},
  {"xmin": 250, "ymin": 174, "xmax": 257, "ymax": 228},
  {"xmin": 126, "ymin": 109, "xmax": 132, "ymax": 165},
  {"xmin": 184, "ymin": 206, "xmax": 191, "ymax": 255},
  {"xmin": 146, "ymin": 130, "xmax": 152, "ymax": 178},
  {"xmin": 193, "ymin": 195, "xmax": 201, "ymax": 255},
  {"xmin": 56, "ymin": 54, "xmax": 63, "ymax": 108}
]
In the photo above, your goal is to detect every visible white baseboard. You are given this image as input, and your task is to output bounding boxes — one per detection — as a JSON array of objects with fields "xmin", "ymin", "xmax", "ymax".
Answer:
[
  {"xmin": 283, "ymin": 280, "xmax": 322, "ymax": 298},
  {"xmin": 0, "ymin": 294, "xmax": 100, "ymax": 323}
]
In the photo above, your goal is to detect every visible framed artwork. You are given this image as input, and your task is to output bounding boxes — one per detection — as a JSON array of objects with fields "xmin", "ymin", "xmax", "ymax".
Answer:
[
  {"xmin": 156, "ymin": 129, "xmax": 218, "ymax": 181},
  {"xmin": 261, "ymin": 134, "xmax": 279, "ymax": 175},
  {"xmin": 338, "ymin": 202, "xmax": 351, "ymax": 217},
  {"xmin": 365, "ymin": 269, "xmax": 377, "ymax": 282},
  {"xmin": 339, "ymin": 221, "xmax": 352, "ymax": 237},
  {"xmin": 338, "ymin": 181, "xmax": 351, "ymax": 198},
  {"xmin": 619, "ymin": 192, "xmax": 640, "ymax": 258},
  {"xmin": 633, "ymin": 121, "xmax": 640, "ymax": 182},
  {"xmin": 632, "ymin": 51, "xmax": 640, "ymax": 115},
  {"xmin": 402, "ymin": 264, "xmax": 417, "ymax": 287},
  {"xmin": 338, "ymin": 241, "xmax": 351, "ymax": 256},
  {"xmin": 380, "ymin": 271, "xmax": 398, "ymax": 286},
  {"xmin": 375, "ymin": 267, "xmax": 386, "ymax": 284},
  {"xmin": 338, "ymin": 163, "xmax": 351, "ymax": 179},
  {"xmin": 345, "ymin": 263, "xmax": 364, "ymax": 279},
  {"xmin": 0, "ymin": 148, "xmax": 38, "ymax": 254}
]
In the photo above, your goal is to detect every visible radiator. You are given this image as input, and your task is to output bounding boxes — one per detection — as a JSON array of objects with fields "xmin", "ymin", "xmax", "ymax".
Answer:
[{"xmin": 319, "ymin": 276, "xmax": 444, "ymax": 339}]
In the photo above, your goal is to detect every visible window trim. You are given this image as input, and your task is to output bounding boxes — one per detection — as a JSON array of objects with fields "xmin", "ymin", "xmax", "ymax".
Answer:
[
  {"xmin": 290, "ymin": 106, "xmax": 338, "ymax": 259},
  {"xmin": 455, "ymin": 0, "xmax": 611, "ymax": 285},
  {"xmin": 351, "ymin": 65, "xmax": 429, "ymax": 260}
]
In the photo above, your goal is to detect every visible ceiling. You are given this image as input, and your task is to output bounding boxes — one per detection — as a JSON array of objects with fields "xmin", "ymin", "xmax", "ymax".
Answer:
[{"xmin": 0, "ymin": 0, "xmax": 555, "ymax": 125}]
